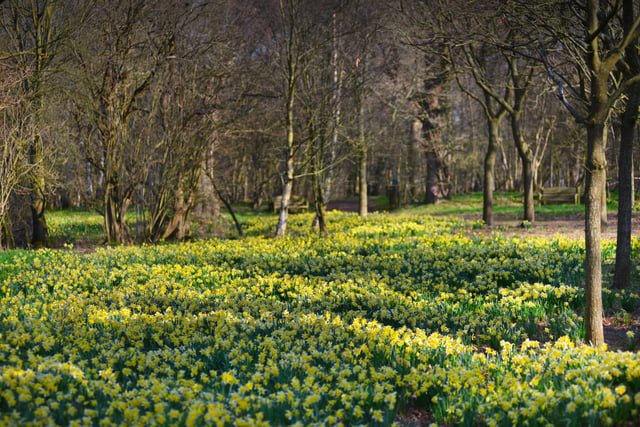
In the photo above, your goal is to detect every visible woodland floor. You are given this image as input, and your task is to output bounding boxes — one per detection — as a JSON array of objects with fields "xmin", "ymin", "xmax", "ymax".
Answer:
[
  {"xmin": 61, "ymin": 200, "xmax": 640, "ymax": 351},
  {"xmin": 466, "ymin": 211, "xmax": 640, "ymax": 241},
  {"xmin": 328, "ymin": 198, "xmax": 640, "ymax": 241},
  {"xmin": 472, "ymin": 211, "xmax": 640, "ymax": 351},
  {"xmin": 328, "ymin": 198, "xmax": 640, "ymax": 351},
  {"xmin": 327, "ymin": 199, "xmax": 386, "ymax": 213}
]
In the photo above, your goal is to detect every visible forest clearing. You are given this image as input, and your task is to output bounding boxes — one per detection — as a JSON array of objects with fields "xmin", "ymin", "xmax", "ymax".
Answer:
[{"xmin": 1, "ymin": 204, "xmax": 640, "ymax": 426}]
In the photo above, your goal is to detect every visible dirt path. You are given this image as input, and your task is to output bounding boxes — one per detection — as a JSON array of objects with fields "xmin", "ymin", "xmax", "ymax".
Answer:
[
  {"xmin": 465, "ymin": 212, "xmax": 640, "ymax": 241},
  {"xmin": 327, "ymin": 199, "xmax": 385, "ymax": 213},
  {"xmin": 328, "ymin": 198, "xmax": 640, "ymax": 241}
]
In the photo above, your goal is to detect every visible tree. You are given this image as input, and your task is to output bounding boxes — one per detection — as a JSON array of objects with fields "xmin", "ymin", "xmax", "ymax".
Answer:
[
  {"xmin": 141, "ymin": 1, "xmax": 235, "ymax": 242},
  {"xmin": 406, "ymin": 0, "xmax": 521, "ymax": 225},
  {"xmin": 273, "ymin": 0, "xmax": 310, "ymax": 237},
  {"xmin": 304, "ymin": 12, "xmax": 344, "ymax": 235},
  {"xmin": 259, "ymin": 0, "xmax": 343, "ymax": 236},
  {"xmin": 0, "ymin": 65, "xmax": 36, "ymax": 248},
  {"xmin": 520, "ymin": 0, "xmax": 640, "ymax": 345},
  {"xmin": 448, "ymin": 0, "xmax": 542, "ymax": 225},
  {"xmin": 70, "ymin": 0, "xmax": 173, "ymax": 244},
  {"xmin": 0, "ymin": 0, "xmax": 77, "ymax": 247},
  {"xmin": 470, "ymin": 51, "xmax": 538, "ymax": 224},
  {"xmin": 419, "ymin": 74, "xmax": 448, "ymax": 205},
  {"xmin": 143, "ymin": 62, "xmax": 212, "ymax": 242},
  {"xmin": 454, "ymin": 42, "xmax": 510, "ymax": 227},
  {"xmin": 613, "ymin": 0, "xmax": 640, "ymax": 289},
  {"xmin": 331, "ymin": 6, "xmax": 399, "ymax": 209},
  {"xmin": 505, "ymin": 56, "xmax": 537, "ymax": 223},
  {"xmin": 355, "ymin": 57, "xmax": 369, "ymax": 217}
]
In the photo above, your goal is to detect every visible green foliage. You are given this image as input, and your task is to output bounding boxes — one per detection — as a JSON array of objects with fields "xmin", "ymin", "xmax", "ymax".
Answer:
[{"xmin": 47, "ymin": 209, "xmax": 122, "ymax": 245}]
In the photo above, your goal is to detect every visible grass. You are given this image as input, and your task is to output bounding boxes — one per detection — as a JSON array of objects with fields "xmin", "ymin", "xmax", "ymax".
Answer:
[
  {"xmin": 40, "ymin": 188, "xmax": 640, "ymax": 250},
  {"xmin": 47, "ymin": 209, "xmax": 116, "ymax": 245},
  {"xmin": 41, "ymin": 191, "xmax": 628, "ymax": 245},
  {"xmin": 396, "ymin": 192, "xmax": 611, "ymax": 218}
]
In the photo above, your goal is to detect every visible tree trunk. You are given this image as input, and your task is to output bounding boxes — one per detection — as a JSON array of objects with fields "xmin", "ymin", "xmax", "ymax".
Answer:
[
  {"xmin": 424, "ymin": 151, "xmax": 440, "ymax": 204},
  {"xmin": 252, "ymin": 178, "xmax": 264, "ymax": 210},
  {"xmin": 4, "ymin": 193, "xmax": 32, "ymax": 248},
  {"xmin": 511, "ymin": 112, "xmax": 535, "ymax": 223},
  {"xmin": 276, "ymin": 94, "xmax": 295, "ymax": 237},
  {"xmin": 419, "ymin": 84, "xmax": 445, "ymax": 204},
  {"xmin": 632, "ymin": 156, "xmax": 635, "ymax": 207},
  {"xmin": 310, "ymin": 118, "xmax": 329, "ymax": 236},
  {"xmin": 212, "ymin": 180, "xmax": 243, "ymax": 237},
  {"xmin": 104, "ymin": 182, "xmax": 122, "ymax": 244},
  {"xmin": 601, "ymin": 129, "xmax": 608, "ymax": 228},
  {"xmin": 614, "ymin": 91, "xmax": 637, "ymax": 288},
  {"xmin": 30, "ymin": 135, "xmax": 48, "ymax": 247},
  {"xmin": 276, "ymin": 170, "xmax": 293, "ymax": 237},
  {"xmin": 483, "ymin": 118, "xmax": 500, "ymax": 226},
  {"xmin": 311, "ymin": 16, "xmax": 340, "ymax": 235},
  {"xmin": 161, "ymin": 191, "xmax": 194, "ymax": 241},
  {"xmin": 499, "ymin": 142, "xmax": 514, "ymax": 192},
  {"xmin": 584, "ymin": 121, "xmax": 606, "ymax": 346},
  {"xmin": 549, "ymin": 151, "xmax": 554, "ymax": 187},
  {"xmin": 313, "ymin": 168, "xmax": 328, "ymax": 236},
  {"xmin": 522, "ymin": 155, "xmax": 534, "ymax": 221},
  {"xmin": 359, "ymin": 146, "xmax": 368, "ymax": 217},
  {"xmin": 358, "ymin": 84, "xmax": 367, "ymax": 218},
  {"xmin": 104, "ymin": 180, "xmax": 131, "ymax": 244},
  {"xmin": 30, "ymin": 190, "xmax": 48, "ymax": 247},
  {"xmin": 614, "ymin": 0, "xmax": 640, "ymax": 288},
  {"xmin": 0, "ymin": 218, "xmax": 4, "ymax": 251},
  {"xmin": 583, "ymin": 0, "xmax": 606, "ymax": 346}
]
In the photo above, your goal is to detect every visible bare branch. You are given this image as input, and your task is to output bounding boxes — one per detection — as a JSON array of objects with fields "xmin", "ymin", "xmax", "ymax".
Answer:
[
  {"xmin": 605, "ymin": 72, "xmax": 640, "ymax": 112},
  {"xmin": 536, "ymin": 35, "xmax": 588, "ymax": 123},
  {"xmin": 585, "ymin": 0, "xmax": 622, "ymax": 44}
]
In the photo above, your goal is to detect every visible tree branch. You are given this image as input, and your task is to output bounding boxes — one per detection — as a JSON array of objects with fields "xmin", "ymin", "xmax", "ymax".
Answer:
[
  {"xmin": 605, "ymin": 72, "xmax": 640, "ymax": 113},
  {"xmin": 536, "ymin": 35, "xmax": 588, "ymax": 123},
  {"xmin": 602, "ymin": 15, "xmax": 640, "ymax": 74},
  {"xmin": 585, "ymin": 0, "xmax": 622, "ymax": 44}
]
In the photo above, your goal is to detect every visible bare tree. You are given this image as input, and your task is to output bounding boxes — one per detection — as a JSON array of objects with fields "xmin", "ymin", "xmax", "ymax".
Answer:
[
  {"xmin": 274, "ymin": 0, "xmax": 308, "ymax": 237},
  {"xmin": 0, "ymin": 0, "xmax": 79, "ymax": 247},
  {"xmin": 517, "ymin": 0, "xmax": 640, "ymax": 345},
  {"xmin": 332, "ymin": 1, "xmax": 388, "ymax": 218},
  {"xmin": 613, "ymin": 0, "xmax": 640, "ymax": 289},
  {"xmin": 303, "ymin": 11, "xmax": 344, "ymax": 235},
  {"xmin": 70, "ymin": 0, "xmax": 174, "ymax": 244},
  {"xmin": 468, "ymin": 50, "xmax": 538, "ymax": 224},
  {"xmin": 314, "ymin": 12, "xmax": 343, "ymax": 234},
  {"xmin": 405, "ymin": 0, "xmax": 518, "ymax": 225},
  {"xmin": 418, "ymin": 72, "xmax": 449, "ymax": 205},
  {"xmin": 355, "ymin": 58, "xmax": 369, "ymax": 217},
  {"xmin": 0, "ymin": 66, "xmax": 37, "ymax": 248},
  {"xmin": 140, "ymin": 1, "xmax": 235, "ymax": 242},
  {"xmin": 257, "ymin": 0, "xmax": 339, "ymax": 237},
  {"xmin": 452, "ymin": 42, "xmax": 510, "ymax": 227}
]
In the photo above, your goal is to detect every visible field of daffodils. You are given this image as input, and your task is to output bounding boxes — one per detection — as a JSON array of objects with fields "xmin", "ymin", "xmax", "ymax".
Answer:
[{"xmin": 2, "ymin": 212, "xmax": 640, "ymax": 426}]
